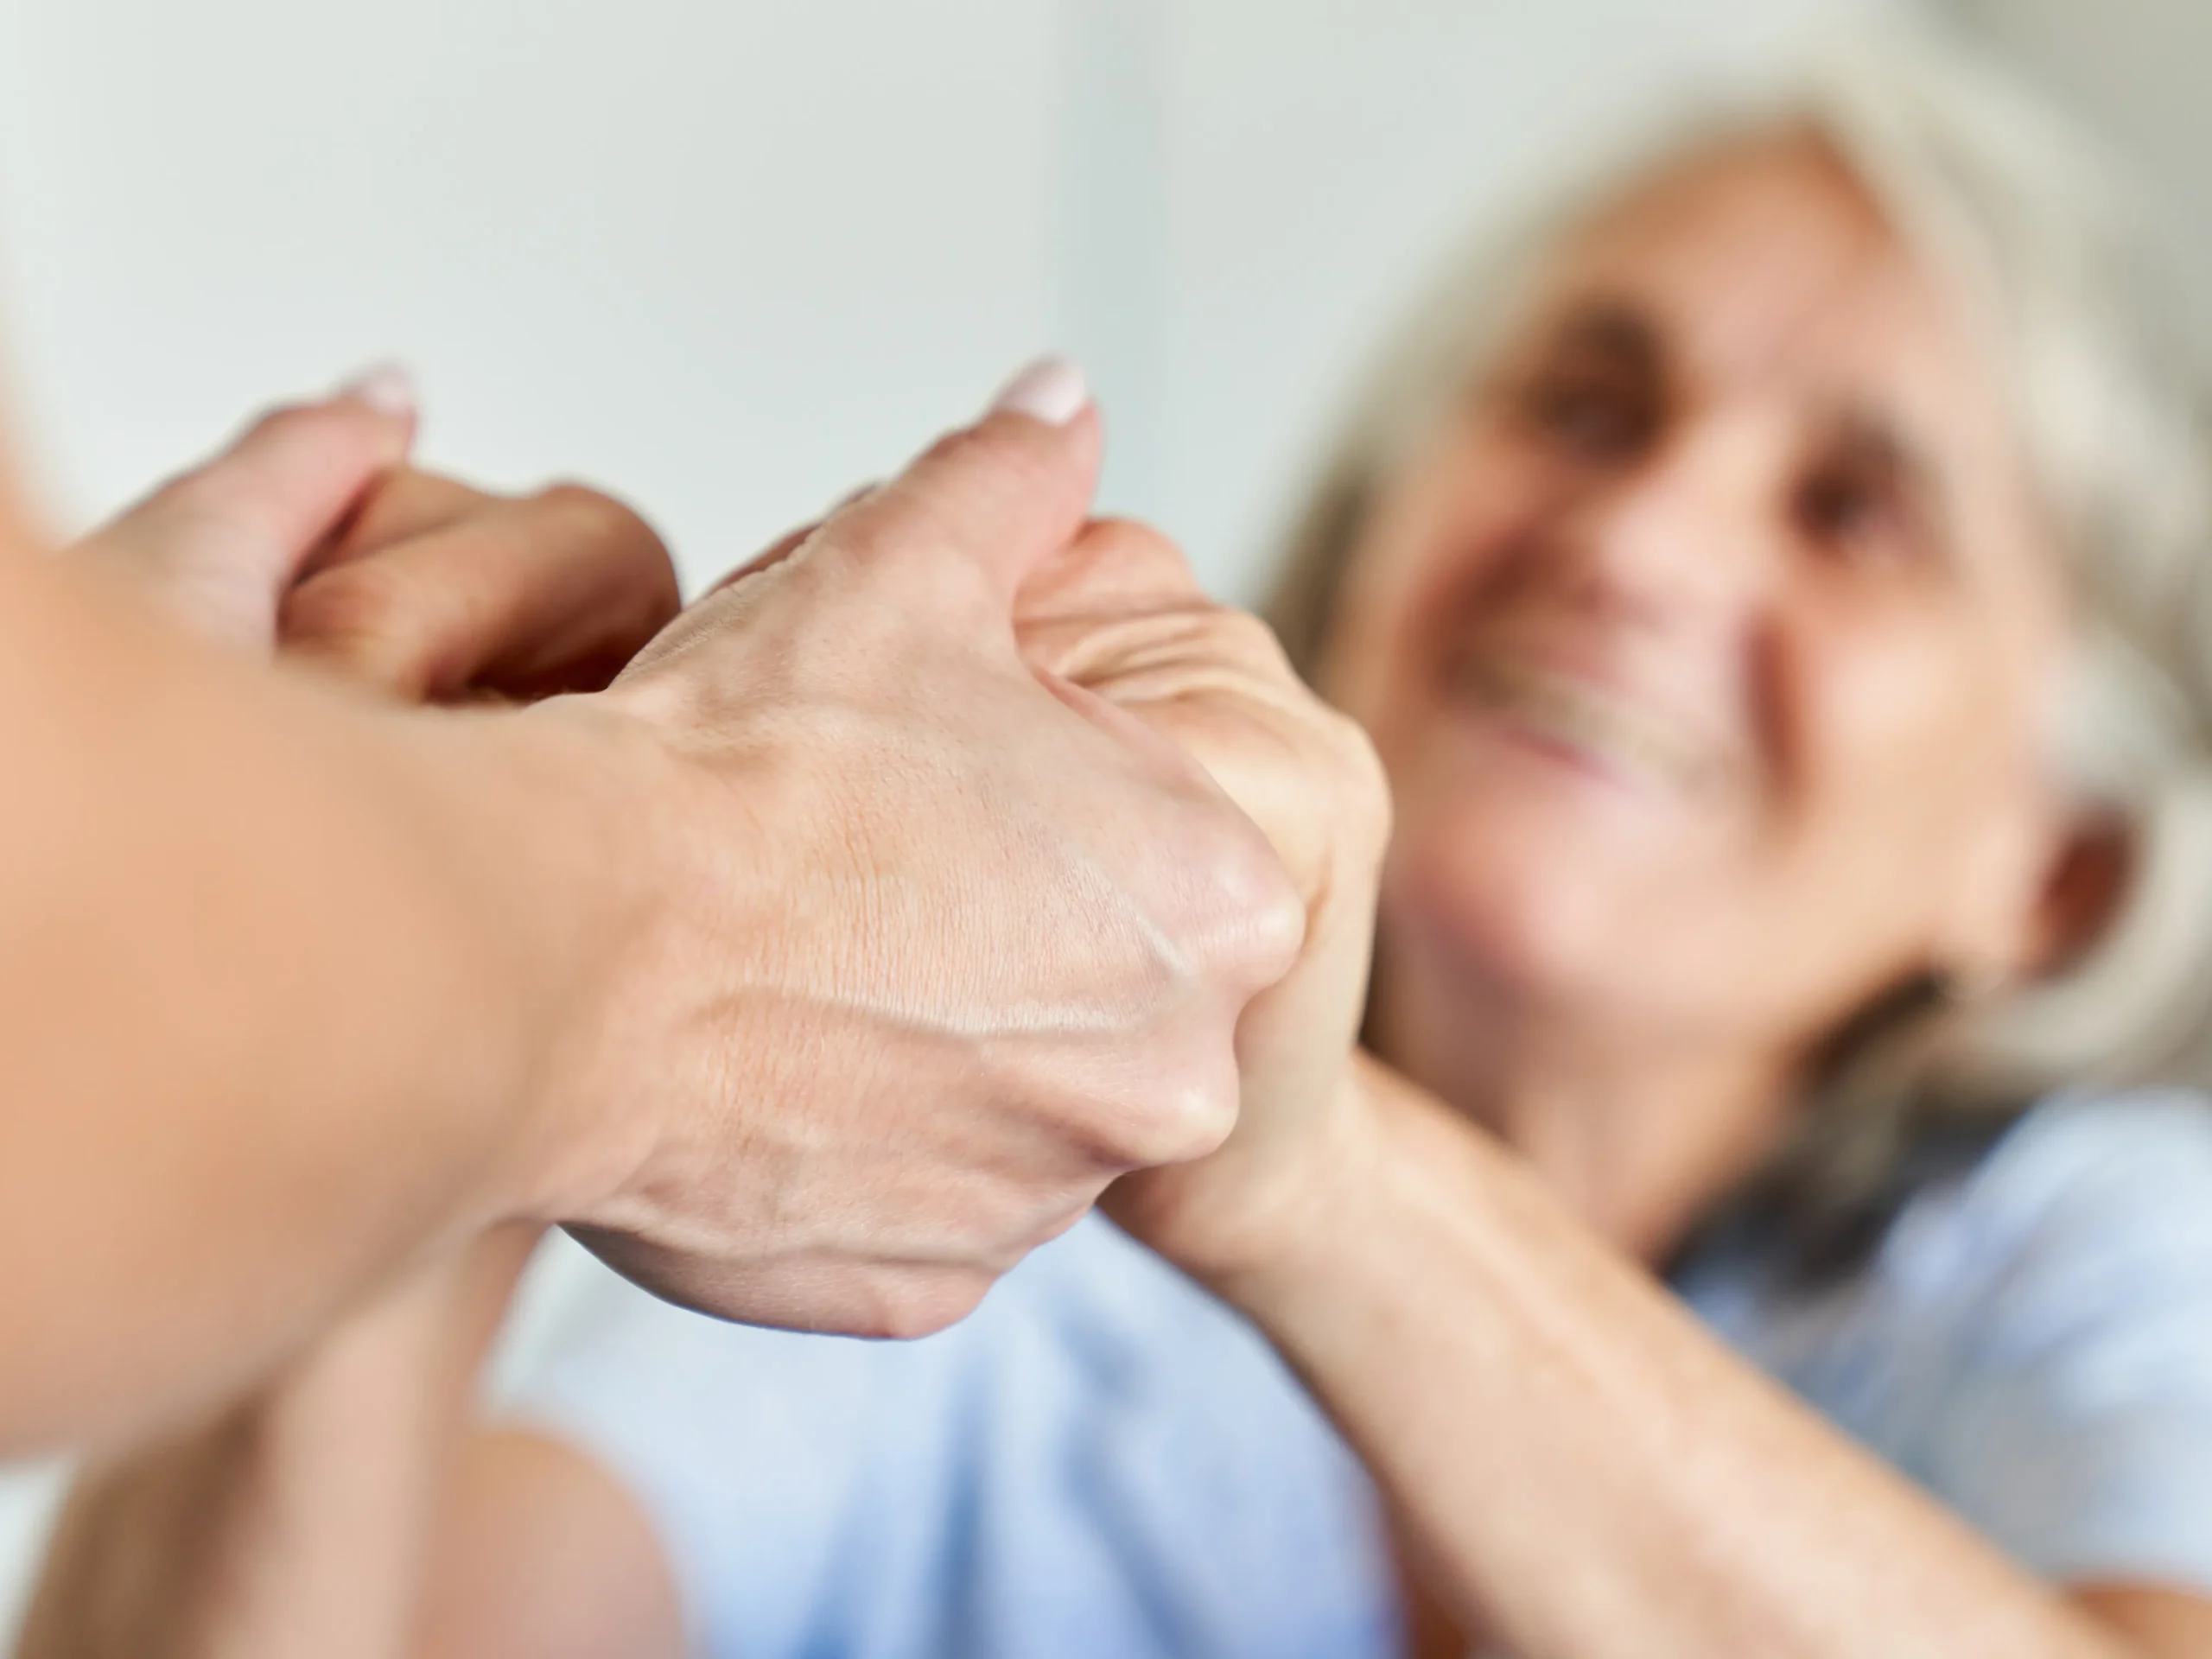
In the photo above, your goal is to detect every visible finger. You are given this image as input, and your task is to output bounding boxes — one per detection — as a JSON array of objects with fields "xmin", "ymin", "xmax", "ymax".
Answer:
[
  {"xmin": 1014, "ymin": 518, "xmax": 1223, "ymax": 693},
  {"xmin": 282, "ymin": 483, "xmax": 679, "ymax": 701},
  {"xmin": 704, "ymin": 486, "xmax": 878, "ymax": 601},
  {"xmin": 319, "ymin": 468, "xmax": 493, "ymax": 569},
  {"xmin": 83, "ymin": 378, "xmax": 416, "ymax": 577},
  {"xmin": 830, "ymin": 356, "xmax": 1103, "ymax": 609},
  {"xmin": 78, "ymin": 378, "xmax": 416, "ymax": 650},
  {"xmin": 1018, "ymin": 516, "xmax": 1208, "ymax": 623}
]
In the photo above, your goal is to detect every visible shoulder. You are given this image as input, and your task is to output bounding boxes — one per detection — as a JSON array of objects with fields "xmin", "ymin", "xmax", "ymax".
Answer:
[
  {"xmin": 1884, "ymin": 1089, "xmax": 2212, "ymax": 1589},
  {"xmin": 1969, "ymin": 1086, "xmax": 2212, "ymax": 1217},
  {"xmin": 1681, "ymin": 1089, "xmax": 2212, "ymax": 1356},
  {"xmin": 1913, "ymin": 1088, "xmax": 2212, "ymax": 1316},
  {"xmin": 1686, "ymin": 1089, "xmax": 2212, "ymax": 1591}
]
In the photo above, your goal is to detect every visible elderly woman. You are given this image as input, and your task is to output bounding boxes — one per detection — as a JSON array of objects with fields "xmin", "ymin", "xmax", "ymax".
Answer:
[{"xmin": 24, "ymin": 30, "xmax": 2212, "ymax": 1659}]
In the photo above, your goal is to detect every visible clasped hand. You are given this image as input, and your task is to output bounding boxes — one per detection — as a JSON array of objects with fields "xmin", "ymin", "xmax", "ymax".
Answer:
[{"xmin": 79, "ymin": 365, "xmax": 1390, "ymax": 1338}]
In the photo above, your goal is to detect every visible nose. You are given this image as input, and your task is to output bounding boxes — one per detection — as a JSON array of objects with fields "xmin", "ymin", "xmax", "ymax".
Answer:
[{"xmin": 1539, "ymin": 413, "xmax": 1779, "ymax": 642}]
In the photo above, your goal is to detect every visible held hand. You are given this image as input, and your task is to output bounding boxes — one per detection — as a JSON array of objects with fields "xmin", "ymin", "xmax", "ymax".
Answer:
[
  {"xmin": 282, "ymin": 467, "xmax": 679, "ymax": 701},
  {"xmin": 541, "ymin": 366, "xmax": 1308, "ymax": 1338},
  {"xmin": 73, "ymin": 372, "xmax": 416, "ymax": 653},
  {"xmin": 1014, "ymin": 519, "xmax": 1395, "ymax": 1281},
  {"xmin": 72, "ymin": 371, "xmax": 682, "ymax": 702}
]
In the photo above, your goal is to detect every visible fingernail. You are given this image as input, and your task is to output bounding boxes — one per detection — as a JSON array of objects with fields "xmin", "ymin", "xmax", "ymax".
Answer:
[
  {"xmin": 988, "ymin": 356, "xmax": 1089, "ymax": 427},
  {"xmin": 336, "ymin": 362, "xmax": 417, "ymax": 421}
]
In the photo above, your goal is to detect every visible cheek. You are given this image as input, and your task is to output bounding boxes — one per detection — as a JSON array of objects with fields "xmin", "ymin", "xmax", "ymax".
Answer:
[
  {"xmin": 1788, "ymin": 615, "xmax": 2018, "ymax": 857},
  {"xmin": 1370, "ymin": 624, "xmax": 2031, "ymax": 1047},
  {"xmin": 1321, "ymin": 429, "xmax": 1551, "ymax": 740},
  {"xmin": 1376, "ymin": 753, "xmax": 1760, "ymax": 1036},
  {"xmin": 1733, "ymin": 622, "xmax": 2037, "ymax": 1005}
]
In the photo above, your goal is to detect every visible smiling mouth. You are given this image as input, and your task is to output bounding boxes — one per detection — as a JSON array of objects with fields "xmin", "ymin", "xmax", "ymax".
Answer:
[{"xmin": 1441, "ymin": 654, "xmax": 1727, "ymax": 796}]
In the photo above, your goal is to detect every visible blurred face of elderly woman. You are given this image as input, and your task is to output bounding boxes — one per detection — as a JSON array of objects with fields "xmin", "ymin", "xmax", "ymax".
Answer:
[{"xmin": 1320, "ymin": 135, "xmax": 2078, "ymax": 1244}]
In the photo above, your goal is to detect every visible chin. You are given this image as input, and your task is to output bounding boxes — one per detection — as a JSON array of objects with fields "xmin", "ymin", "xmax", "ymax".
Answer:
[{"xmin": 1378, "ymin": 805, "xmax": 1637, "ymax": 1019}]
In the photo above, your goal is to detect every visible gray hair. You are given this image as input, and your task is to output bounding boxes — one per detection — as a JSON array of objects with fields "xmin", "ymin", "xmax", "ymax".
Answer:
[{"xmin": 1262, "ymin": 22, "xmax": 2212, "ymax": 1262}]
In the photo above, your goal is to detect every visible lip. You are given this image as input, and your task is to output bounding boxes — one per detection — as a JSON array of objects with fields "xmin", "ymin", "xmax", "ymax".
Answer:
[{"xmin": 1435, "ymin": 647, "xmax": 1729, "ymax": 798}]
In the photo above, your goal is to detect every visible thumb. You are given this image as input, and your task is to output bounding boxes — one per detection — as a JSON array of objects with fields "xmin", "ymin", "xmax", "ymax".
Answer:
[
  {"xmin": 78, "ymin": 369, "xmax": 416, "ymax": 652},
  {"xmin": 828, "ymin": 356, "xmax": 1103, "ymax": 608}
]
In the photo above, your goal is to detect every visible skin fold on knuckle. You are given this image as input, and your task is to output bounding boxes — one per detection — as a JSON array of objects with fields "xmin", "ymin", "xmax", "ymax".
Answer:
[{"xmin": 1207, "ymin": 605, "xmax": 1300, "ymax": 683}]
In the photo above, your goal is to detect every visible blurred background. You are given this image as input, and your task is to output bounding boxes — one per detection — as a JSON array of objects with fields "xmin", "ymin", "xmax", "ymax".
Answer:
[{"xmin": 0, "ymin": 0, "xmax": 2203, "ymax": 1634}]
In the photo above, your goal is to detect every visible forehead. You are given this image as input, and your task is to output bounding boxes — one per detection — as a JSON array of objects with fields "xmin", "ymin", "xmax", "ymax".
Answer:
[{"xmin": 1535, "ymin": 136, "xmax": 1981, "ymax": 416}]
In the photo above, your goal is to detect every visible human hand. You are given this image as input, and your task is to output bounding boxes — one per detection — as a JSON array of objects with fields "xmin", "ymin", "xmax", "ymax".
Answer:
[
  {"xmin": 541, "ymin": 362, "xmax": 1308, "ymax": 1338},
  {"xmin": 73, "ymin": 370, "xmax": 681, "ymax": 701},
  {"xmin": 73, "ymin": 371, "xmax": 416, "ymax": 654},
  {"xmin": 282, "ymin": 466, "xmax": 679, "ymax": 702},
  {"xmin": 1013, "ymin": 518, "xmax": 1395, "ymax": 1281}
]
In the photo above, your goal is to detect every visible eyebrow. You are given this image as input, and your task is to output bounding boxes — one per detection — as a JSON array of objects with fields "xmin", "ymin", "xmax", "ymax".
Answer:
[
  {"xmin": 1513, "ymin": 296, "xmax": 1663, "ymax": 400},
  {"xmin": 1543, "ymin": 300, "xmax": 1664, "ymax": 377}
]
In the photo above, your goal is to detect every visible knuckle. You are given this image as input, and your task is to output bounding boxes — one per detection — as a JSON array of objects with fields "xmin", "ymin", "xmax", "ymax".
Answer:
[
  {"xmin": 1071, "ymin": 516, "xmax": 1200, "ymax": 594},
  {"xmin": 538, "ymin": 481, "xmax": 670, "ymax": 560},
  {"xmin": 1179, "ymin": 805, "xmax": 1306, "ymax": 987},
  {"xmin": 531, "ymin": 482, "xmax": 682, "ymax": 622},
  {"xmin": 1250, "ymin": 863, "xmax": 1312, "ymax": 977},
  {"xmin": 1328, "ymin": 710, "xmax": 1396, "ymax": 861},
  {"xmin": 1122, "ymin": 1054, "xmax": 1240, "ymax": 1168},
  {"xmin": 1082, "ymin": 515, "xmax": 1177, "ymax": 563},
  {"xmin": 281, "ymin": 562, "xmax": 429, "ymax": 685},
  {"xmin": 538, "ymin": 479, "xmax": 641, "ymax": 537},
  {"xmin": 1202, "ymin": 603, "xmax": 1293, "ymax": 672},
  {"xmin": 867, "ymin": 1269, "xmax": 992, "ymax": 1342}
]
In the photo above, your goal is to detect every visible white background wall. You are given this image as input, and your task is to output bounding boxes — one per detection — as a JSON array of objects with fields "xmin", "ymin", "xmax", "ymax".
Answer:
[
  {"xmin": 4, "ymin": 0, "xmax": 1878, "ymax": 606},
  {"xmin": 0, "ymin": 0, "xmax": 2196, "ymax": 1635}
]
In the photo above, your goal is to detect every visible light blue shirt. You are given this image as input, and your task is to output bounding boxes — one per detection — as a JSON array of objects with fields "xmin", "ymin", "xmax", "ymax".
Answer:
[{"xmin": 508, "ymin": 1090, "xmax": 2212, "ymax": 1656}]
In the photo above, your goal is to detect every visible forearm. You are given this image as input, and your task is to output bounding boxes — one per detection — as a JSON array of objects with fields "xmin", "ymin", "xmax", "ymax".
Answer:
[
  {"xmin": 16, "ymin": 1226, "xmax": 542, "ymax": 1659},
  {"xmin": 1214, "ymin": 1054, "xmax": 2124, "ymax": 1659},
  {"xmin": 0, "ymin": 540, "xmax": 641, "ymax": 1452}
]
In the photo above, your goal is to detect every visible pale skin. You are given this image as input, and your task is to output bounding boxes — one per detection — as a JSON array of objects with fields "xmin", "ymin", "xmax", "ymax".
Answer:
[
  {"xmin": 24, "ymin": 140, "xmax": 2212, "ymax": 1659},
  {"xmin": 0, "ymin": 363, "xmax": 1303, "ymax": 1457},
  {"xmin": 1199, "ymin": 136, "xmax": 2212, "ymax": 1656}
]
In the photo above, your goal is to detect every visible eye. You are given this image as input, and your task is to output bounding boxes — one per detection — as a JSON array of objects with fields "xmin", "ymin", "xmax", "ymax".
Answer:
[
  {"xmin": 1791, "ymin": 461, "xmax": 1916, "ymax": 566},
  {"xmin": 1516, "ymin": 365, "xmax": 1658, "ymax": 464}
]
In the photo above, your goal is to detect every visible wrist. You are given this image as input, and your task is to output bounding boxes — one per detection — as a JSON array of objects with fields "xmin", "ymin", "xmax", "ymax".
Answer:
[
  {"xmin": 1202, "ymin": 1051, "xmax": 1497, "ymax": 1319},
  {"xmin": 1175, "ymin": 1051, "xmax": 1394, "ymax": 1301},
  {"xmin": 397, "ymin": 694, "xmax": 678, "ymax": 1226}
]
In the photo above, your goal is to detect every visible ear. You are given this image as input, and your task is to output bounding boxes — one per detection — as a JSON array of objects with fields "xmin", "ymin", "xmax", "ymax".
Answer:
[
  {"xmin": 1941, "ymin": 795, "xmax": 2131, "ymax": 993},
  {"xmin": 2018, "ymin": 810, "xmax": 2133, "ymax": 982}
]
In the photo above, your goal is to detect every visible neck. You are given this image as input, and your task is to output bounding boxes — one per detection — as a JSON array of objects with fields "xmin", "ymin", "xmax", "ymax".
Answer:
[{"xmin": 1369, "ymin": 953, "xmax": 1798, "ymax": 1266}]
